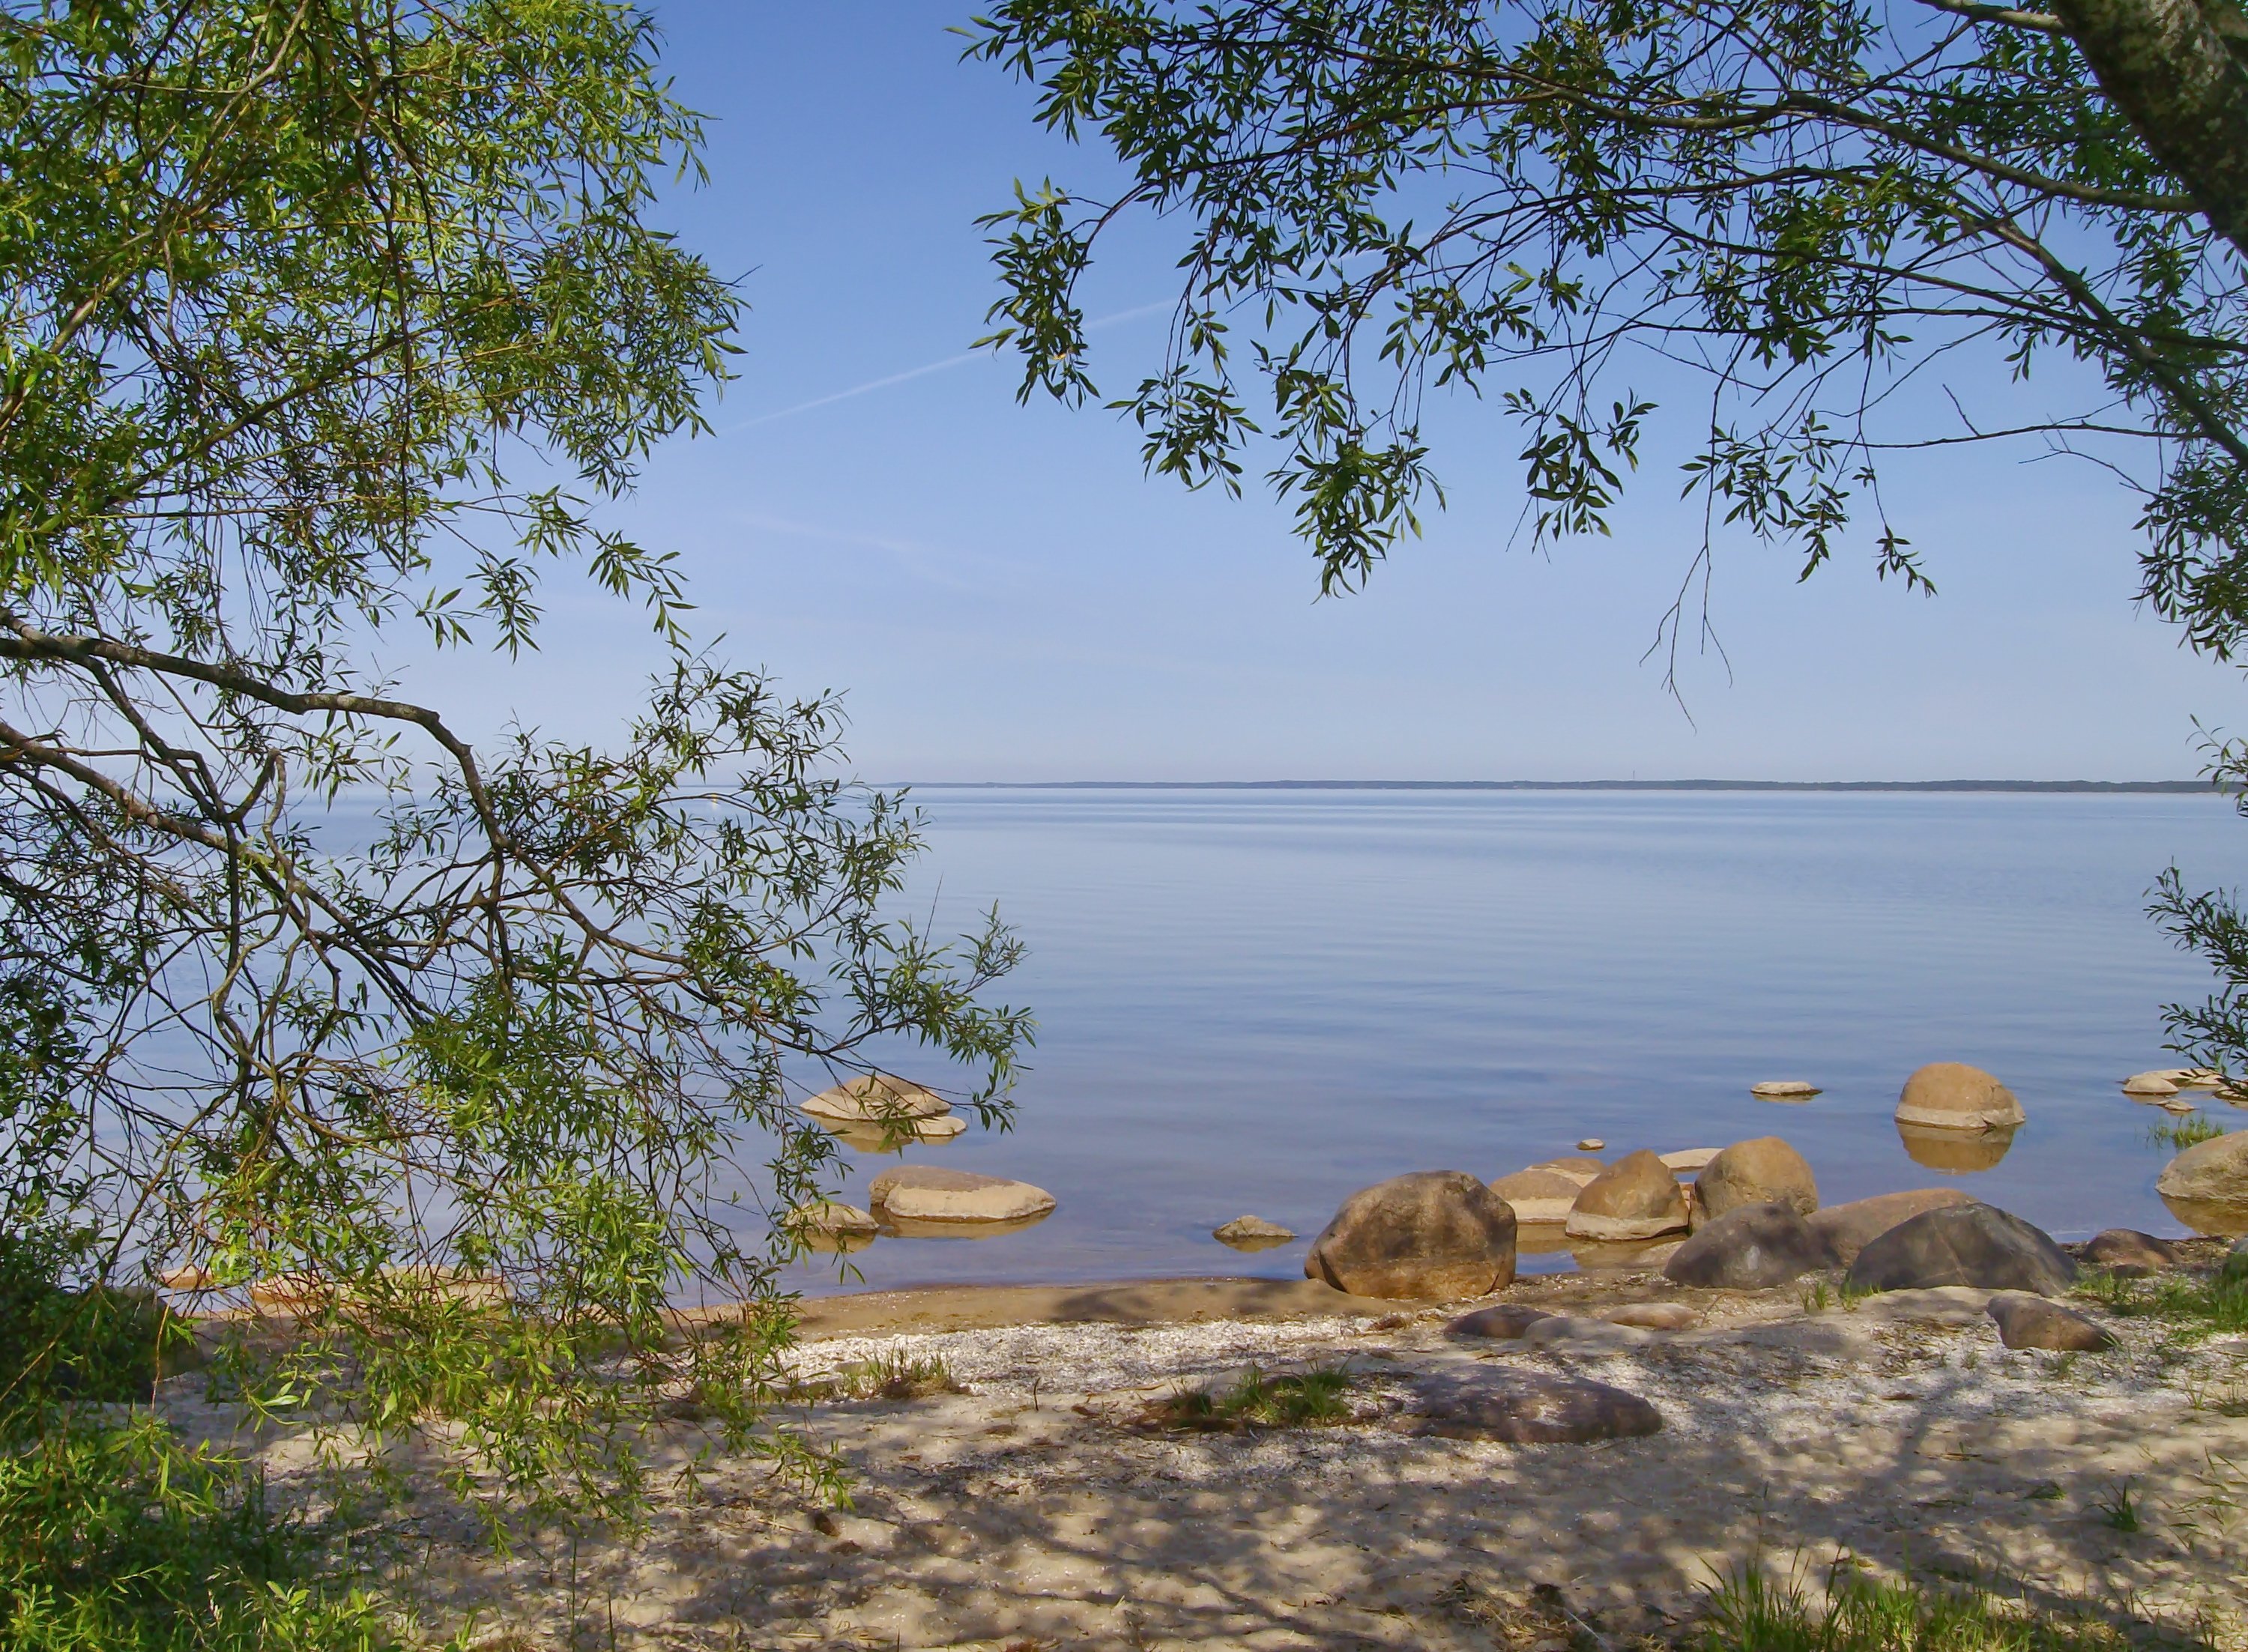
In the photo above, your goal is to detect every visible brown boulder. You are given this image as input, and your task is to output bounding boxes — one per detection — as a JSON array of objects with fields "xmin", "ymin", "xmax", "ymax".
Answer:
[
  {"xmin": 1305, "ymin": 1171, "xmax": 1517, "ymax": 1300},
  {"xmin": 1807, "ymin": 1188, "xmax": 1977, "ymax": 1265},
  {"xmin": 1694, "ymin": 1137, "xmax": 1818, "ymax": 1220},
  {"xmin": 1986, "ymin": 1292, "xmax": 2115, "ymax": 1351},
  {"xmin": 1565, "ymin": 1150, "xmax": 1689, "ymax": 1241},
  {"xmin": 1894, "ymin": 1062, "xmax": 2024, "ymax": 1131},
  {"xmin": 2155, "ymin": 1130, "xmax": 2248, "ymax": 1205},
  {"xmin": 2081, "ymin": 1229, "xmax": 2180, "ymax": 1272}
]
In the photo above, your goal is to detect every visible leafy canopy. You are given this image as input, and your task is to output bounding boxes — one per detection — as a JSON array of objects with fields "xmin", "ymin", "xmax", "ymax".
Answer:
[{"xmin": 0, "ymin": 0, "xmax": 1027, "ymax": 1534}]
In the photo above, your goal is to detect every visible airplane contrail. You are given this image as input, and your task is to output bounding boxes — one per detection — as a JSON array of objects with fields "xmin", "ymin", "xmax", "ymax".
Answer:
[{"xmin": 725, "ymin": 300, "xmax": 1173, "ymax": 432}]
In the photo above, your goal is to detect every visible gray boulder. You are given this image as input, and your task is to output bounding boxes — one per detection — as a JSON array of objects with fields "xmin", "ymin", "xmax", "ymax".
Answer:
[
  {"xmin": 1305, "ymin": 1171, "xmax": 1517, "ymax": 1300},
  {"xmin": 1807, "ymin": 1188, "xmax": 1977, "ymax": 1265},
  {"xmin": 1986, "ymin": 1292, "xmax": 2115, "ymax": 1351},
  {"xmin": 1663, "ymin": 1202, "xmax": 1836, "ymax": 1289},
  {"xmin": 1409, "ymin": 1367, "xmax": 1663, "ymax": 1443},
  {"xmin": 1846, "ymin": 1203, "xmax": 2076, "ymax": 1297}
]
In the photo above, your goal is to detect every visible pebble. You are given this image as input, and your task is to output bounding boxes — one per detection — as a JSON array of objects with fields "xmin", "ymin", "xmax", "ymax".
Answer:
[
  {"xmin": 1750, "ymin": 1080, "xmax": 1822, "ymax": 1099},
  {"xmin": 1577, "ymin": 1138, "xmax": 1605, "ymax": 1152}
]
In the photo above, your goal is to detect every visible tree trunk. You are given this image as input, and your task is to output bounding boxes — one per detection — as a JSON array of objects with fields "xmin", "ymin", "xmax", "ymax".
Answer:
[{"xmin": 2050, "ymin": 0, "xmax": 2248, "ymax": 259}]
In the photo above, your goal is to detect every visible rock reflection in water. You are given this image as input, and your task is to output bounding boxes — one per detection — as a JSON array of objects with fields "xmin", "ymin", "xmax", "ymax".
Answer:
[
  {"xmin": 1897, "ymin": 1120, "xmax": 2019, "ymax": 1173},
  {"xmin": 2159, "ymin": 1193, "xmax": 2248, "ymax": 1236},
  {"xmin": 874, "ymin": 1210, "xmax": 1054, "ymax": 1242}
]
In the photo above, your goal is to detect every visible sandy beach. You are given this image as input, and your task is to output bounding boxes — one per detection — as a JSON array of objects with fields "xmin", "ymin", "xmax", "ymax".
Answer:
[{"xmin": 160, "ymin": 1248, "xmax": 2248, "ymax": 1651}]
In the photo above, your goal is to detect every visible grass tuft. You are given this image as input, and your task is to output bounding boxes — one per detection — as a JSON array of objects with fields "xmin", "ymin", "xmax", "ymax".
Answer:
[
  {"xmin": 2091, "ymin": 1479, "xmax": 2143, "ymax": 1534},
  {"xmin": 1698, "ymin": 1560, "xmax": 2199, "ymax": 1652},
  {"xmin": 1142, "ymin": 1364, "xmax": 1357, "ymax": 1431},
  {"xmin": 2146, "ymin": 1114, "xmax": 2226, "ymax": 1150},
  {"xmin": 2072, "ymin": 1265, "xmax": 2248, "ymax": 1340},
  {"xmin": 791, "ymin": 1349, "xmax": 967, "ymax": 1403}
]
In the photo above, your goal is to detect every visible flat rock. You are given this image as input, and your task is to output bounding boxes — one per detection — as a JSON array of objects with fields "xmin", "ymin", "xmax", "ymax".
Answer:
[
  {"xmin": 1576, "ymin": 1138, "xmax": 1606, "ymax": 1152},
  {"xmin": 1445, "ymin": 1304, "xmax": 1553, "ymax": 1340},
  {"xmin": 1523, "ymin": 1314, "xmax": 1658, "ymax": 1349},
  {"xmin": 803, "ymin": 1073, "xmax": 952, "ymax": 1125},
  {"xmin": 1986, "ymin": 1291, "xmax": 2115, "ymax": 1352},
  {"xmin": 1894, "ymin": 1062, "xmax": 2025, "ymax": 1131},
  {"xmin": 2081, "ymin": 1229, "xmax": 2180, "ymax": 1271},
  {"xmin": 2122, "ymin": 1072, "xmax": 2182, "ymax": 1097},
  {"xmin": 1407, "ymin": 1367, "xmax": 1664, "ymax": 1443},
  {"xmin": 1660, "ymin": 1148, "xmax": 1720, "ymax": 1173},
  {"xmin": 1527, "ymin": 1156, "xmax": 1607, "ymax": 1184},
  {"xmin": 1851, "ymin": 1286, "xmax": 1994, "ymax": 1327},
  {"xmin": 1664, "ymin": 1202, "xmax": 1835, "ymax": 1289},
  {"xmin": 1305, "ymin": 1171, "xmax": 1517, "ymax": 1300},
  {"xmin": 1565, "ymin": 1149, "xmax": 1690, "ymax": 1242},
  {"xmin": 866, "ymin": 1166, "xmax": 1057, "ymax": 1223},
  {"xmin": 1846, "ymin": 1203, "xmax": 2076, "ymax": 1296},
  {"xmin": 2155, "ymin": 1130, "xmax": 2248, "ymax": 1204},
  {"xmin": 1213, "ymin": 1215, "xmax": 1296, "ymax": 1250},
  {"xmin": 1694, "ymin": 1137, "xmax": 1819, "ymax": 1220},
  {"xmin": 1489, "ymin": 1168, "xmax": 1586, "ymax": 1224},
  {"xmin": 1751, "ymin": 1080, "xmax": 1821, "ymax": 1099},
  {"xmin": 1807, "ymin": 1188, "xmax": 1976, "ymax": 1264},
  {"xmin": 1601, "ymin": 1301, "xmax": 1697, "ymax": 1330}
]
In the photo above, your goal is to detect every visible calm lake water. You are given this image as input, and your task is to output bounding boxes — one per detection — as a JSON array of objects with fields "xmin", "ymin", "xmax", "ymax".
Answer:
[{"xmin": 785, "ymin": 787, "xmax": 2244, "ymax": 1295}]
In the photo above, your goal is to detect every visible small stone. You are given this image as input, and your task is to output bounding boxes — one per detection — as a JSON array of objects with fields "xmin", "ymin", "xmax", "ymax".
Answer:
[
  {"xmin": 1751, "ymin": 1080, "xmax": 1822, "ymax": 1099},
  {"xmin": 790, "ymin": 1199, "xmax": 879, "ymax": 1237},
  {"xmin": 1489, "ymin": 1168, "xmax": 1587, "ymax": 1224},
  {"xmin": 1564, "ymin": 1150, "xmax": 1690, "ymax": 1242},
  {"xmin": 1986, "ymin": 1292, "xmax": 2115, "ymax": 1352},
  {"xmin": 867, "ymin": 1166, "xmax": 1057, "ymax": 1223},
  {"xmin": 911, "ymin": 1114, "xmax": 967, "ymax": 1140},
  {"xmin": 1807, "ymin": 1188, "xmax": 1977, "ymax": 1264},
  {"xmin": 1601, "ymin": 1302, "xmax": 1696, "ymax": 1331},
  {"xmin": 2122, "ymin": 1072, "xmax": 2182, "ymax": 1097},
  {"xmin": 1407, "ymin": 1367, "xmax": 1663, "ymax": 1443},
  {"xmin": 1213, "ymin": 1215, "xmax": 1296, "ymax": 1250},
  {"xmin": 1894, "ymin": 1062, "xmax": 2025, "ymax": 1131},
  {"xmin": 1664, "ymin": 1202, "xmax": 1836, "ymax": 1289},
  {"xmin": 2161, "ymin": 1099, "xmax": 2199, "ymax": 1115},
  {"xmin": 1445, "ymin": 1304, "xmax": 1553, "ymax": 1340},
  {"xmin": 1660, "ymin": 1148, "xmax": 1720, "ymax": 1173},
  {"xmin": 1694, "ymin": 1137, "xmax": 1819, "ymax": 1220},
  {"xmin": 1305, "ymin": 1171, "xmax": 1517, "ymax": 1300},
  {"xmin": 2082, "ymin": 1229, "xmax": 2181, "ymax": 1271},
  {"xmin": 1846, "ymin": 1204, "xmax": 2076, "ymax": 1296},
  {"xmin": 1577, "ymin": 1138, "xmax": 1606, "ymax": 1152}
]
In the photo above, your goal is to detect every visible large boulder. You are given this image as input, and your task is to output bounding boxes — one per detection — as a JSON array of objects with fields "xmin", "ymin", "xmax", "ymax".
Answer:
[
  {"xmin": 866, "ymin": 1165, "xmax": 1056, "ymax": 1223},
  {"xmin": 1663, "ymin": 1202, "xmax": 1835, "ymax": 1289},
  {"xmin": 1408, "ymin": 1368, "xmax": 1663, "ymax": 1443},
  {"xmin": 1305, "ymin": 1171, "xmax": 1517, "ymax": 1300},
  {"xmin": 1565, "ymin": 1150, "xmax": 1690, "ymax": 1241},
  {"xmin": 1986, "ymin": 1292, "xmax": 2115, "ymax": 1352},
  {"xmin": 803, "ymin": 1073, "xmax": 951, "ymax": 1125},
  {"xmin": 2155, "ymin": 1130, "xmax": 2248, "ymax": 1205},
  {"xmin": 1846, "ymin": 1203, "xmax": 2076, "ymax": 1296},
  {"xmin": 1807, "ymin": 1188, "xmax": 1976, "ymax": 1264},
  {"xmin": 1694, "ymin": 1137, "xmax": 1819, "ymax": 1220},
  {"xmin": 1488, "ymin": 1168, "xmax": 1585, "ymax": 1225},
  {"xmin": 1894, "ymin": 1062, "xmax": 2025, "ymax": 1131}
]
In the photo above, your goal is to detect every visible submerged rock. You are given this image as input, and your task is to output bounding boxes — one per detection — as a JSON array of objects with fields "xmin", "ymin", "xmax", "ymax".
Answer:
[
  {"xmin": 1565, "ymin": 1149, "xmax": 1690, "ymax": 1242},
  {"xmin": 1694, "ymin": 1137, "xmax": 1818, "ymax": 1220},
  {"xmin": 867, "ymin": 1166, "xmax": 1057, "ymax": 1224},
  {"xmin": 1846, "ymin": 1203, "xmax": 2076, "ymax": 1297},
  {"xmin": 1894, "ymin": 1062, "xmax": 2025, "ymax": 1131},
  {"xmin": 1213, "ymin": 1215, "xmax": 1296, "ymax": 1250},
  {"xmin": 1664, "ymin": 1202, "xmax": 1834, "ymax": 1289},
  {"xmin": 1305, "ymin": 1171, "xmax": 1517, "ymax": 1300}
]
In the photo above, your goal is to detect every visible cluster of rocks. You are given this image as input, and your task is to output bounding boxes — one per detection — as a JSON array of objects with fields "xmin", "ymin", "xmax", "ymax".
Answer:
[{"xmin": 791, "ymin": 1074, "xmax": 1056, "ymax": 1247}]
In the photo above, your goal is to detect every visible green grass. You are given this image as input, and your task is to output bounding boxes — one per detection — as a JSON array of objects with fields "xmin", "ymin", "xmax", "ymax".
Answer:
[
  {"xmin": 1697, "ymin": 1561, "xmax": 2202, "ymax": 1652},
  {"xmin": 1143, "ymin": 1364, "xmax": 1357, "ymax": 1431},
  {"xmin": 2145, "ymin": 1114, "xmax": 2227, "ymax": 1150},
  {"xmin": 2091, "ymin": 1479, "xmax": 2142, "ymax": 1533},
  {"xmin": 2071, "ymin": 1264, "xmax": 2248, "ymax": 1339}
]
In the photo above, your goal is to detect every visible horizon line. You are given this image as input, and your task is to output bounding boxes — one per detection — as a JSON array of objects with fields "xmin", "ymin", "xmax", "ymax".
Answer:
[{"xmin": 879, "ymin": 778, "xmax": 2220, "ymax": 793}]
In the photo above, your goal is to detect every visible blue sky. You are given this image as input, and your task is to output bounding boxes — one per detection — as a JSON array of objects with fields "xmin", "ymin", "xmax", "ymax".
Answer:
[{"xmin": 396, "ymin": 1, "xmax": 2241, "ymax": 781}]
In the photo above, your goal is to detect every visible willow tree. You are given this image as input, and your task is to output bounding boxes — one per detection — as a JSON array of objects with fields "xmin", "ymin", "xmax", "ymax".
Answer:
[
  {"xmin": 0, "ymin": 0, "xmax": 1026, "ymax": 1531},
  {"xmin": 967, "ymin": 0, "xmax": 2248, "ymax": 1067}
]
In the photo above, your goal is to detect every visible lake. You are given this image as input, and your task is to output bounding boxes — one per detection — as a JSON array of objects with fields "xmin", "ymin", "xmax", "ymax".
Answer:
[{"xmin": 785, "ymin": 787, "xmax": 2243, "ymax": 1294}]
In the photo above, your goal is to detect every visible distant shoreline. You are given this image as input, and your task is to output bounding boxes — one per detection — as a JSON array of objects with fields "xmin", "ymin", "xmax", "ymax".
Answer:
[{"xmin": 898, "ymin": 778, "xmax": 2220, "ymax": 793}]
